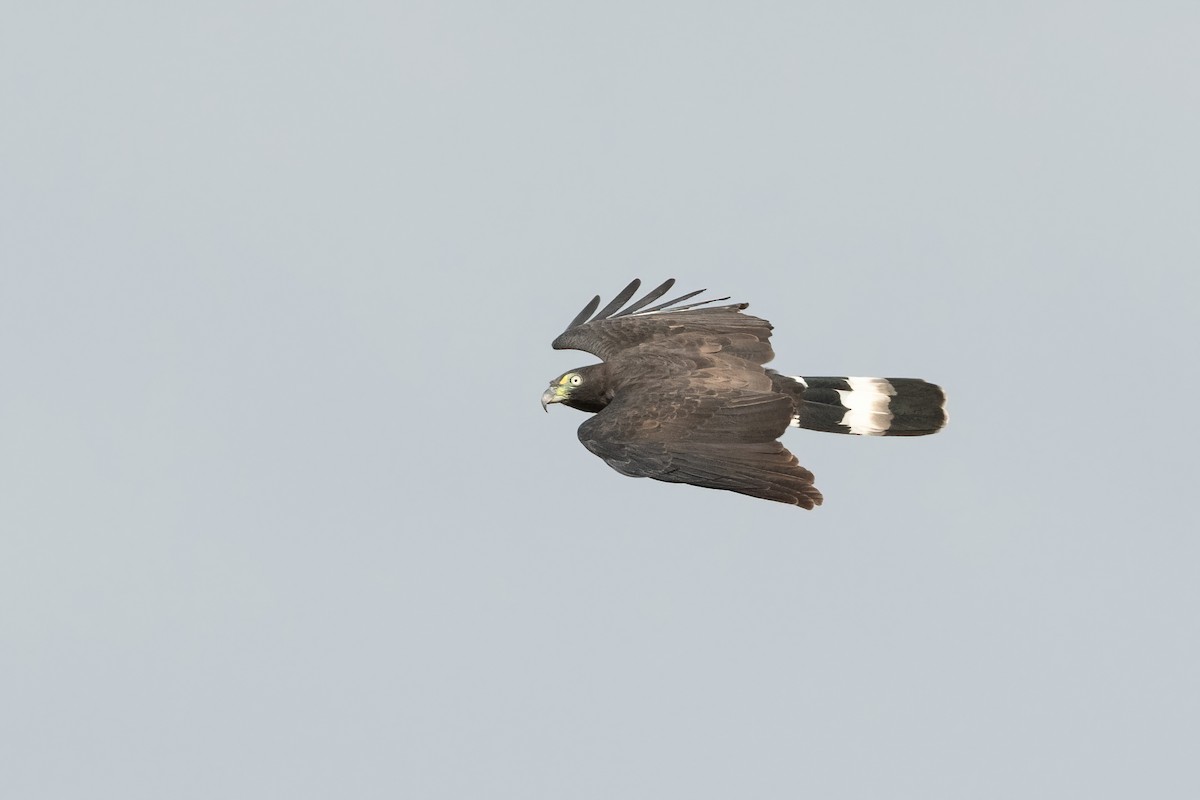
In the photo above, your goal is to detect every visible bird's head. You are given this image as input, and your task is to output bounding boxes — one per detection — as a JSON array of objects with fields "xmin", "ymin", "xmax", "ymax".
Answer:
[{"xmin": 541, "ymin": 364, "xmax": 613, "ymax": 414}]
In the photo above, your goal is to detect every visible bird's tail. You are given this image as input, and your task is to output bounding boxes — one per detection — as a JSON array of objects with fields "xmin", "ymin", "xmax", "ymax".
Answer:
[{"xmin": 770, "ymin": 373, "xmax": 948, "ymax": 436}]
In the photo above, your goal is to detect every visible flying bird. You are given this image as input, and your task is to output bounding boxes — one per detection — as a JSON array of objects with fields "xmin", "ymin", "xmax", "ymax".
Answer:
[{"xmin": 541, "ymin": 279, "xmax": 947, "ymax": 508}]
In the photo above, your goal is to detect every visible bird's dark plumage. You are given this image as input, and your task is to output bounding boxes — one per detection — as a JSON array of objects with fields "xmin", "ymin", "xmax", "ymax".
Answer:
[{"xmin": 542, "ymin": 279, "xmax": 947, "ymax": 508}]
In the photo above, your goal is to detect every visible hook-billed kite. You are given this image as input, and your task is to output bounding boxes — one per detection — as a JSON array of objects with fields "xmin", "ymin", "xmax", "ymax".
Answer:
[{"xmin": 541, "ymin": 279, "xmax": 947, "ymax": 508}]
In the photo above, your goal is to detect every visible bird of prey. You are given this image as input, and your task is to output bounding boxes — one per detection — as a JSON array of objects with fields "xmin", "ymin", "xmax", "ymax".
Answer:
[{"xmin": 541, "ymin": 279, "xmax": 947, "ymax": 508}]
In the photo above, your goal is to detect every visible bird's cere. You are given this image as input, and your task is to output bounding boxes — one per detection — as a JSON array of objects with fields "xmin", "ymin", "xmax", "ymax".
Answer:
[{"xmin": 836, "ymin": 377, "xmax": 896, "ymax": 435}]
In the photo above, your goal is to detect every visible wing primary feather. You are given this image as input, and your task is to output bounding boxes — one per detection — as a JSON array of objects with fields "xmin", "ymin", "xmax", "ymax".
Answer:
[
  {"xmin": 591, "ymin": 279, "xmax": 642, "ymax": 322},
  {"xmin": 564, "ymin": 295, "xmax": 601, "ymax": 332},
  {"xmin": 640, "ymin": 288, "xmax": 707, "ymax": 313},
  {"xmin": 654, "ymin": 295, "xmax": 734, "ymax": 313},
  {"xmin": 614, "ymin": 278, "xmax": 676, "ymax": 317}
]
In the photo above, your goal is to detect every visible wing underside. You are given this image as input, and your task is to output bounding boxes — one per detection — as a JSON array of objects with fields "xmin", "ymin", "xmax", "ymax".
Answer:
[{"xmin": 552, "ymin": 279, "xmax": 773, "ymax": 364}]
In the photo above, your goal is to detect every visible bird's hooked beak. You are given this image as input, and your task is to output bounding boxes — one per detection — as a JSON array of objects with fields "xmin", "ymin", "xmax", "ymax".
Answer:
[{"xmin": 541, "ymin": 385, "xmax": 565, "ymax": 412}]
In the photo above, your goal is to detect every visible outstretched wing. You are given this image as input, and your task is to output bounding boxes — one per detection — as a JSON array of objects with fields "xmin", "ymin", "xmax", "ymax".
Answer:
[
  {"xmin": 553, "ymin": 278, "xmax": 776, "ymax": 365},
  {"xmin": 577, "ymin": 374, "xmax": 824, "ymax": 509}
]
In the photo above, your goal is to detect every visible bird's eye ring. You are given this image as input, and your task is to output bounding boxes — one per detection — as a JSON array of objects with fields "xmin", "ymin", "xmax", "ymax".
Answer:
[{"xmin": 569, "ymin": 374, "xmax": 582, "ymax": 386}]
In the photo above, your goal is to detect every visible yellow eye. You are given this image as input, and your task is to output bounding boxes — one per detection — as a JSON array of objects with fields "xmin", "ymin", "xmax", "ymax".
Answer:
[{"xmin": 569, "ymin": 374, "xmax": 582, "ymax": 386}]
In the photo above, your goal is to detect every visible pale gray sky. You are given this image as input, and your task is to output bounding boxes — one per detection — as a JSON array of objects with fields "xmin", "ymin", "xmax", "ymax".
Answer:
[{"xmin": 2, "ymin": 2, "xmax": 1198, "ymax": 798}]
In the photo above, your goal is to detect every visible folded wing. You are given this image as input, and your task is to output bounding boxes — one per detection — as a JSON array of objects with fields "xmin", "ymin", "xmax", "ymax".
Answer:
[{"xmin": 577, "ymin": 377, "xmax": 823, "ymax": 508}]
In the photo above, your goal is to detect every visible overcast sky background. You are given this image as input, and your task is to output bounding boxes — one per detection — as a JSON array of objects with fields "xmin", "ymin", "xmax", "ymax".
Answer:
[{"xmin": 3, "ymin": 2, "xmax": 1198, "ymax": 798}]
